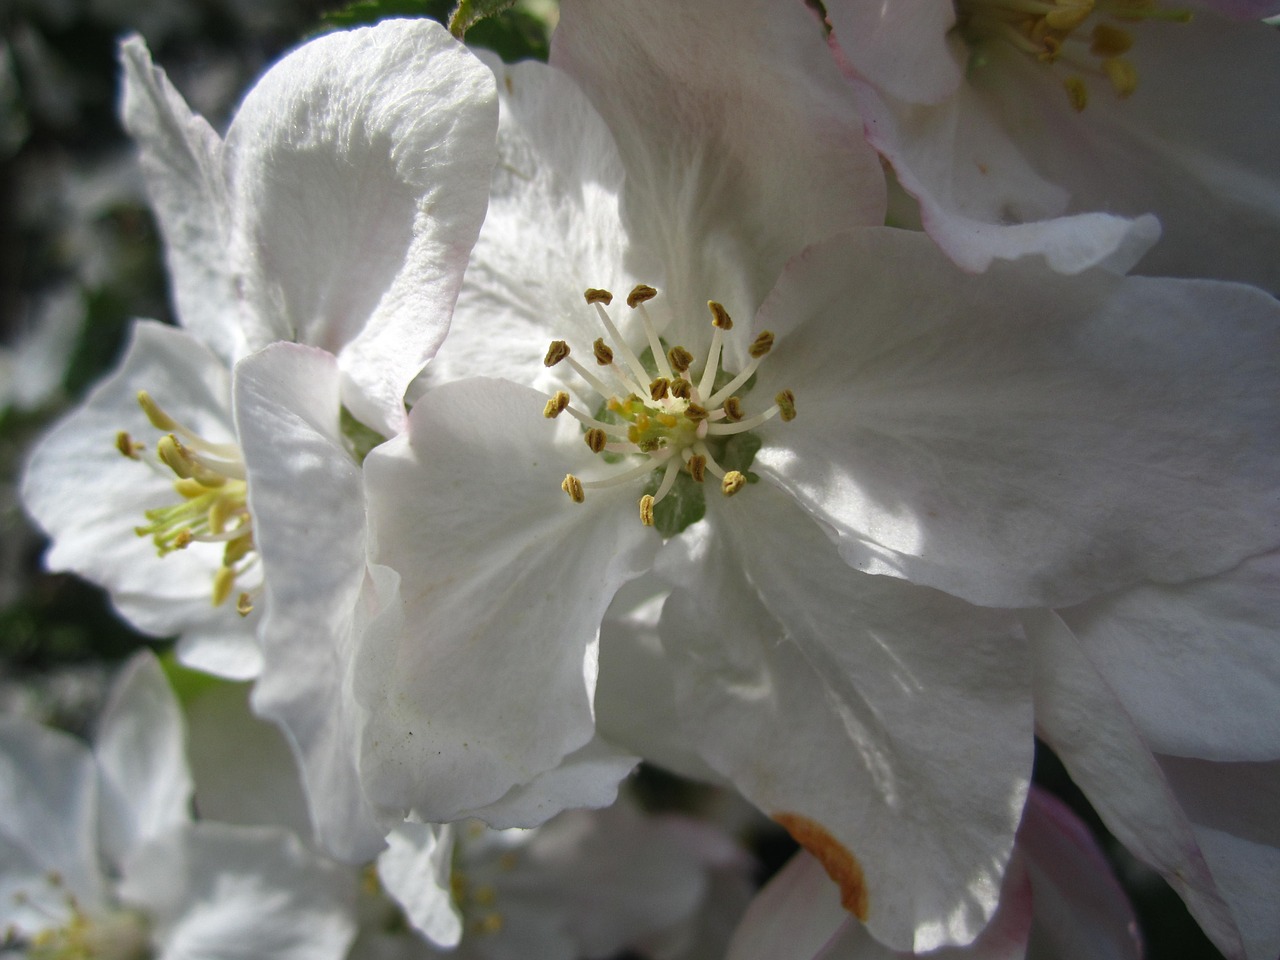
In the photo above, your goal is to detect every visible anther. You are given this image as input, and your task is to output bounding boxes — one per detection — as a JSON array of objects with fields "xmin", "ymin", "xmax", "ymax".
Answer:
[
  {"xmin": 721, "ymin": 471, "xmax": 747, "ymax": 496},
  {"xmin": 1063, "ymin": 75, "xmax": 1089, "ymax": 111},
  {"xmin": 687, "ymin": 454, "xmax": 706, "ymax": 483},
  {"xmin": 708, "ymin": 300, "xmax": 733, "ymax": 330},
  {"xmin": 776, "ymin": 389, "xmax": 797, "ymax": 422},
  {"xmin": 561, "ymin": 474, "xmax": 585, "ymax": 503},
  {"xmin": 723, "ymin": 397, "xmax": 744, "ymax": 422},
  {"xmin": 584, "ymin": 288, "xmax": 614, "ymax": 305},
  {"xmin": 685, "ymin": 403, "xmax": 708, "ymax": 422},
  {"xmin": 1103, "ymin": 57, "xmax": 1137, "ymax": 97},
  {"xmin": 639, "ymin": 494, "xmax": 656, "ymax": 526},
  {"xmin": 592, "ymin": 338, "xmax": 614, "ymax": 365},
  {"xmin": 116, "ymin": 431, "xmax": 142, "ymax": 459},
  {"xmin": 649, "ymin": 377, "xmax": 670, "ymax": 401},
  {"xmin": 584, "ymin": 428, "xmax": 608, "ymax": 453},
  {"xmin": 137, "ymin": 390, "xmax": 179, "ymax": 432},
  {"xmin": 1091, "ymin": 22, "xmax": 1133, "ymax": 56},
  {"xmin": 544, "ymin": 341, "xmax": 571, "ymax": 367},
  {"xmin": 668, "ymin": 346, "xmax": 694, "ymax": 374},
  {"xmin": 669, "ymin": 378, "xmax": 693, "ymax": 400},
  {"xmin": 749, "ymin": 331, "xmax": 775, "ymax": 358},
  {"xmin": 212, "ymin": 566, "xmax": 235, "ymax": 607},
  {"xmin": 236, "ymin": 593, "xmax": 254, "ymax": 616},
  {"xmin": 627, "ymin": 284, "xmax": 658, "ymax": 307},
  {"xmin": 543, "ymin": 391, "xmax": 571, "ymax": 418}
]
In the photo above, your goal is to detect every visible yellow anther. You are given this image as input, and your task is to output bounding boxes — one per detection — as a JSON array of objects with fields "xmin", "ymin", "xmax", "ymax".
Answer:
[
  {"xmin": 544, "ymin": 340, "xmax": 571, "ymax": 367},
  {"xmin": 592, "ymin": 337, "xmax": 614, "ymax": 365},
  {"xmin": 687, "ymin": 454, "xmax": 706, "ymax": 483},
  {"xmin": 670, "ymin": 378, "xmax": 693, "ymax": 400},
  {"xmin": 212, "ymin": 566, "xmax": 236, "ymax": 606},
  {"xmin": 174, "ymin": 478, "xmax": 205, "ymax": 499},
  {"xmin": 236, "ymin": 593, "xmax": 254, "ymax": 616},
  {"xmin": 1091, "ymin": 22, "xmax": 1133, "ymax": 55},
  {"xmin": 721, "ymin": 471, "xmax": 747, "ymax": 496},
  {"xmin": 748, "ymin": 331, "xmax": 775, "ymax": 358},
  {"xmin": 685, "ymin": 403, "xmax": 708, "ymax": 422},
  {"xmin": 543, "ymin": 391, "xmax": 571, "ymax": 418},
  {"xmin": 656, "ymin": 413, "xmax": 678, "ymax": 428},
  {"xmin": 137, "ymin": 390, "xmax": 179, "ymax": 432},
  {"xmin": 639, "ymin": 494, "xmax": 656, "ymax": 526},
  {"xmin": 1045, "ymin": 0, "xmax": 1094, "ymax": 32},
  {"xmin": 584, "ymin": 288, "xmax": 614, "ymax": 305},
  {"xmin": 473, "ymin": 913, "xmax": 504, "ymax": 936},
  {"xmin": 776, "ymin": 389, "xmax": 797, "ymax": 422},
  {"xmin": 173, "ymin": 529, "xmax": 193, "ymax": 550},
  {"xmin": 562, "ymin": 474, "xmax": 585, "ymax": 503},
  {"xmin": 224, "ymin": 534, "xmax": 253, "ymax": 566},
  {"xmin": 115, "ymin": 431, "xmax": 143, "ymax": 459},
  {"xmin": 1063, "ymin": 75, "xmax": 1089, "ymax": 111},
  {"xmin": 723, "ymin": 397, "xmax": 744, "ymax": 422},
  {"xmin": 208, "ymin": 497, "xmax": 233, "ymax": 536},
  {"xmin": 649, "ymin": 377, "xmax": 670, "ymax": 401},
  {"xmin": 668, "ymin": 346, "xmax": 694, "ymax": 374},
  {"xmin": 585, "ymin": 428, "xmax": 608, "ymax": 453},
  {"xmin": 1103, "ymin": 57, "xmax": 1137, "ymax": 97},
  {"xmin": 158, "ymin": 435, "xmax": 226, "ymax": 487},
  {"xmin": 708, "ymin": 300, "xmax": 733, "ymax": 330},
  {"xmin": 473, "ymin": 885, "xmax": 497, "ymax": 907},
  {"xmin": 627, "ymin": 284, "xmax": 658, "ymax": 307}
]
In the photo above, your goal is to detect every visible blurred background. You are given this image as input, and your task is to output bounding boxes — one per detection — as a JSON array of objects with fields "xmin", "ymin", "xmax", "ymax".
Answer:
[{"xmin": 0, "ymin": 2, "xmax": 1232, "ymax": 957}]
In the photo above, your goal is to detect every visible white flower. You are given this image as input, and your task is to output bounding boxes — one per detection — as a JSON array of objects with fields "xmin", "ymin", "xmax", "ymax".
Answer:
[
  {"xmin": 822, "ymin": 0, "xmax": 1280, "ymax": 287},
  {"xmin": 0, "ymin": 652, "xmax": 355, "ymax": 960},
  {"xmin": 22, "ymin": 20, "xmax": 499, "ymax": 860},
  {"xmin": 355, "ymin": 8, "xmax": 1280, "ymax": 951}
]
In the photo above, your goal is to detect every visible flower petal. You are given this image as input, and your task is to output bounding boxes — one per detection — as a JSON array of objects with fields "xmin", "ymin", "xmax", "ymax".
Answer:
[
  {"xmin": 358, "ymin": 377, "xmax": 658, "ymax": 823},
  {"xmin": 377, "ymin": 821, "xmax": 461, "ymax": 949},
  {"xmin": 659, "ymin": 484, "xmax": 1032, "ymax": 952},
  {"xmin": 223, "ymin": 19, "xmax": 498, "ymax": 435},
  {"xmin": 825, "ymin": 0, "xmax": 964, "ymax": 104},
  {"xmin": 234, "ymin": 341, "xmax": 385, "ymax": 862},
  {"xmin": 754, "ymin": 229, "xmax": 1280, "ymax": 607},
  {"xmin": 118, "ymin": 37, "xmax": 240, "ymax": 364},
  {"xmin": 94, "ymin": 651, "xmax": 193, "ymax": 869}
]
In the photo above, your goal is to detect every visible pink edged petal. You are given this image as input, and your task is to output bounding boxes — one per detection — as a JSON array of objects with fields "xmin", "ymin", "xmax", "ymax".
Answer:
[
  {"xmin": 118, "ymin": 822, "xmax": 356, "ymax": 960},
  {"xmin": 357, "ymin": 377, "xmax": 658, "ymax": 823},
  {"xmin": 0, "ymin": 718, "xmax": 106, "ymax": 919},
  {"xmin": 724, "ymin": 852, "xmax": 854, "ymax": 960},
  {"xmin": 426, "ymin": 55, "xmax": 649, "ymax": 393},
  {"xmin": 94, "ymin": 651, "xmax": 193, "ymax": 870},
  {"xmin": 552, "ymin": 0, "xmax": 885, "ymax": 326},
  {"xmin": 1026, "ymin": 609, "xmax": 1247, "ymax": 959},
  {"xmin": 660, "ymin": 484, "xmax": 1032, "ymax": 952},
  {"xmin": 1019, "ymin": 789, "xmax": 1142, "ymax": 960},
  {"xmin": 825, "ymin": 0, "xmax": 964, "ymax": 104},
  {"xmin": 223, "ymin": 19, "xmax": 498, "ymax": 435},
  {"xmin": 851, "ymin": 60, "xmax": 1161, "ymax": 275},
  {"xmin": 234, "ymin": 341, "xmax": 386, "ymax": 862},
  {"xmin": 468, "ymin": 737, "xmax": 639, "ymax": 830},
  {"xmin": 752, "ymin": 228, "xmax": 1280, "ymax": 608},
  {"xmin": 21, "ymin": 321, "xmax": 258, "ymax": 660},
  {"xmin": 1062, "ymin": 551, "xmax": 1280, "ymax": 761},
  {"xmin": 118, "ymin": 37, "xmax": 241, "ymax": 364},
  {"xmin": 1156, "ymin": 756, "xmax": 1280, "ymax": 960}
]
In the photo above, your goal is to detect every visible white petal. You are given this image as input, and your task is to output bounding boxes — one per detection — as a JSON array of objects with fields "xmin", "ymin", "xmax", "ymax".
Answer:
[
  {"xmin": 94, "ymin": 651, "xmax": 193, "ymax": 869},
  {"xmin": 724, "ymin": 852, "xmax": 854, "ymax": 960},
  {"xmin": 224, "ymin": 19, "xmax": 498, "ymax": 435},
  {"xmin": 754, "ymin": 229, "xmax": 1280, "ymax": 607},
  {"xmin": 1061, "ymin": 551, "xmax": 1280, "ymax": 761},
  {"xmin": 825, "ymin": 0, "xmax": 964, "ymax": 104},
  {"xmin": 660, "ymin": 485, "xmax": 1033, "ymax": 952},
  {"xmin": 0, "ymin": 717, "xmax": 105, "ymax": 915},
  {"xmin": 21, "ymin": 321, "xmax": 257, "ymax": 665},
  {"xmin": 119, "ymin": 822, "xmax": 356, "ymax": 960},
  {"xmin": 553, "ymin": 0, "xmax": 885, "ymax": 329},
  {"xmin": 377, "ymin": 822, "xmax": 461, "ymax": 949},
  {"xmin": 358, "ymin": 377, "xmax": 657, "ymax": 823},
  {"xmin": 118, "ymin": 37, "xmax": 240, "ymax": 363},
  {"xmin": 234, "ymin": 342, "xmax": 385, "ymax": 862}
]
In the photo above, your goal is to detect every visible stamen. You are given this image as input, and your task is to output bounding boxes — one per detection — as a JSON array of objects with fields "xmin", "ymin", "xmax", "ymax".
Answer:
[
  {"xmin": 592, "ymin": 338, "xmax": 614, "ymax": 365},
  {"xmin": 686, "ymin": 453, "xmax": 707, "ymax": 483},
  {"xmin": 593, "ymin": 301, "xmax": 652, "ymax": 390},
  {"xmin": 721, "ymin": 471, "xmax": 747, "ymax": 496},
  {"xmin": 708, "ymin": 301, "xmax": 734, "ymax": 330},
  {"xmin": 722, "ymin": 397, "xmax": 744, "ymax": 422},
  {"xmin": 668, "ymin": 346, "xmax": 694, "ymax": 374},
  {"xmin": 237, "ymin": 592, "xmax": 255, "ymax": 616},
  {"xmin": 1064, "ymin": 75, "xmax": 1089, "ymax": 110},
  {"xmin": 627, "ymin": 284, "xmax": 658, "ymax": 307},
  {"xmin": 649, "ymin": 378, "xmax": 670, "ymax": 401},
  {"xmin": 562, "ymin": 474, "xmax": 585, "ymax": 503},
  {"xmin": 670, "ymin": 378, "xmax": 693, "ymax": 400},
  {"xmin": 137, "ymin": 391, "xmax": 240, "ymax": 458},
  {"xmin": 776, "ymin": 389, "xmax": 797, "ymax": 422},
  {"xmin": 212, "ymin": 566, "xmax": 236, "ymax": 606},
  {"xmin": 651, "ymin": 456, "xmax": 682, "ymax": 504},
  {"xmin": 584, "ymin": 428, "xmax": 608, "ymax": 453},
  {"xmin": 116, "ymin": 431, "xmax": 142, "ymax": 459},
  {"xmin": 639, "ymin": 494, "xmax": 655, "ymax": 526},
  {"xmin": 628, "ymin": 284, "xmax": 674, "ymax": 380},
  {"xmin": 584, "ymin": 288, "xmax": 613, "ymax": 305},
  {"xmin": 544, "ymin": 391, "xmax": 571, "ymax": 418},
  {"xmin": 1103, "ymin": 56, "xmax": 1136, "ymax": 96},
  {"xmin": 544, "ymin": 341, "xmax": 571, "ymax": 367}
]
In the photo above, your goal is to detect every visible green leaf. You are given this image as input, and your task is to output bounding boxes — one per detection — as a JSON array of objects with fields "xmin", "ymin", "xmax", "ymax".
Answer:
[
  {"xmin": 320, "ymin": 0, "xmax": 447, "ymax": 29},
  {"xmin": 159, "ymin": 649, "xmax": 227, "ymax": 708},
  {"xmin": 448, "ymin": 0, "xmax": 517, "ymax": 38},
  {"xmin": 717, "ymin": 430, "xmax": 762, "ymax": 475},
  {"xmin": 340, "ymin": 406, "xmax": 389, "ymax": 464}
]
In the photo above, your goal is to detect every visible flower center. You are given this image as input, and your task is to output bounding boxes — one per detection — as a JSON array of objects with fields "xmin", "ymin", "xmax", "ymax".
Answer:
[
  {"xmin": 955, "ymin": 0, "xmax": 1192, "ymax": 110},
  {"xmin": 115, "ymin": 391, "xmax": 258, "ymax": 615},
  {"xmin": 8, "ymin": 874, "xmax": 151, "ymax": 960},
  {"xmin": 543, "ymin": 285, "xmax": 795, "ymax": 531}
]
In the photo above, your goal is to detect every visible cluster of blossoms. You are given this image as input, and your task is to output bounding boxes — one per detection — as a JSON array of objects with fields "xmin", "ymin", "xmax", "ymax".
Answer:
[{"xmin": 10, "ymin": 1, "xmax": 1280, "ymax": 958}]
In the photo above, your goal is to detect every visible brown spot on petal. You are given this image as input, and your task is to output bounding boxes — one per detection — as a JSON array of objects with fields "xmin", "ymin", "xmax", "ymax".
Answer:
[{"xmin": 774, "ymin": 812, "xmax": 869, "ymax": 921}]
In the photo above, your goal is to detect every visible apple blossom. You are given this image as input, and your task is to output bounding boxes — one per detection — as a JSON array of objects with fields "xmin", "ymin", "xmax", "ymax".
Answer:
[
  {"xmin": 0, "ymin": 652, "xmax": 355, "ymax": 960},
  {"xmin": 356, "ymin": 19, "xmax": 1280, "ymax": 952},
  {"xmin": 823, "ymin": 0, "xmax": 1280, "ymax": 289}
]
